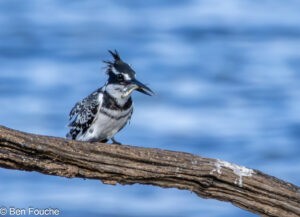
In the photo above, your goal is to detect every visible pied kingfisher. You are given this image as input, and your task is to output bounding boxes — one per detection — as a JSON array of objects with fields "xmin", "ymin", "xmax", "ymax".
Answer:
[{"xmin": 66, "ymin": 50, "xmax": 154, "ymax": 144}]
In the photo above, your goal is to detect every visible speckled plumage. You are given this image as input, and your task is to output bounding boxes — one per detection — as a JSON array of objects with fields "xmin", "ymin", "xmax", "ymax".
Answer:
[{"xmin": 67, "ymin": 88, "xmax": 102, "ymax": 141}]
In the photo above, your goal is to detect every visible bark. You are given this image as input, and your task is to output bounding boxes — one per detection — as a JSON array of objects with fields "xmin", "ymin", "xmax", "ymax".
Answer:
[{"xmin": 0, "ymin": 125, "xmax": 299, "ymax": 217}]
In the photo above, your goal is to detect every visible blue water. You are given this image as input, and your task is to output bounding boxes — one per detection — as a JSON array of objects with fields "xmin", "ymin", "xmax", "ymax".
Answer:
[{"xmin": 0, "ymin": 0, "xmax": 300, "ymax": 216}]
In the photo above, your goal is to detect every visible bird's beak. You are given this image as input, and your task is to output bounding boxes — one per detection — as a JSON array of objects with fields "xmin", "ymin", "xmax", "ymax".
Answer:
[
  {"xmin": 122, "ymin": 78, "xmax": 154, "ymax": 98},
  {"xmin": 131, "ymin": 78, "xmax": 154, "ymax": 96}
]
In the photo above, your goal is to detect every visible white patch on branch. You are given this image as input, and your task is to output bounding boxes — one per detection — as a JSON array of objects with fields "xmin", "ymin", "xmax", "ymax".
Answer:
[{"xmin": 210, "ymin": 159, "xmax": 254, "ymax": 187}]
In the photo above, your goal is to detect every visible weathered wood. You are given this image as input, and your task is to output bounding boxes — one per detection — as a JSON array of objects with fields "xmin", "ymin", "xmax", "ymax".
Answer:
[{"xmin": 0, "ymin": 125, "xmax": 299, "ymax": 217}]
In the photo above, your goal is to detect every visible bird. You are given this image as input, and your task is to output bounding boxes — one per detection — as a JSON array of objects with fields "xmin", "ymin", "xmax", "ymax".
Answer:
[{"xmin": 66, "ymin": 50, "xmax": 154, "ymax": 144}]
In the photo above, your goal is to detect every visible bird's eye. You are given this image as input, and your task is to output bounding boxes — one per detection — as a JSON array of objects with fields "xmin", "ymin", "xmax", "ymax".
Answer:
[{"xmin": 117, "ymin": 74, "xmax": 124, "ymax": 81}]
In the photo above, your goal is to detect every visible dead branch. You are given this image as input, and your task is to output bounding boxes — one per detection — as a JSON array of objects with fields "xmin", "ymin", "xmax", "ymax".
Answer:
[{"xmin": 0, "ymin": 125, "xmax": 299, "ymax": 217}]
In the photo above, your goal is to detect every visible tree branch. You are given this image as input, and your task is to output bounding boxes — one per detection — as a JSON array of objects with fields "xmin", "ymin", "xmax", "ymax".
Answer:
[{"xmin": 0, "ymin": 125, "xmax": 299, "ymax": 217}]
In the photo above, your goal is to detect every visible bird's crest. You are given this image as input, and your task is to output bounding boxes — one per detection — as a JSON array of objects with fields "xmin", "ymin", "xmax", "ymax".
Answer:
[
  {"xmin": 103, "ymin": 49, "xmax": 136, "ymax": 79},
  {"xmin": 103, "ymin": 50, "xmax": 122, "ymax": 72},
  {"xmin": 108, "ymin": 49, "xmax": 121, "ymax": 61}
]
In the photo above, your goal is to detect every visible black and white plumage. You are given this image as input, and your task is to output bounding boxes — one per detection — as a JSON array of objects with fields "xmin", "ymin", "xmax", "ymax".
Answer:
[{"xmin": 66, "ymin": 50, "xmax": 154, "ymax": 144}]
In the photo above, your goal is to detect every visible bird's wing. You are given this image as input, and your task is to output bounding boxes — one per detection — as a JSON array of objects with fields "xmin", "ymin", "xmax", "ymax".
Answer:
[{"xmin": 67, "ymin": 88, "xmax": 103, "ymax": 140}]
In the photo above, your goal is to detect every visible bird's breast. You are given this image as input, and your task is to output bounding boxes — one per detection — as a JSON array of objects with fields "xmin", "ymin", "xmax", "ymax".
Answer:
[
  {"xmin": 84, "ymin": 106, "xmax": 133, "ymax": 141},
  {"xmin": 99, "ymin": 106, "xmax": 132, "ymax": 120}
]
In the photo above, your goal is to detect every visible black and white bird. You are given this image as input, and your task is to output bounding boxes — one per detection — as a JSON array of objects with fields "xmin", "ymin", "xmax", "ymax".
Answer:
[{"xmin": 66, "ymin": 50, "xmax": 154, "ymax": 144}]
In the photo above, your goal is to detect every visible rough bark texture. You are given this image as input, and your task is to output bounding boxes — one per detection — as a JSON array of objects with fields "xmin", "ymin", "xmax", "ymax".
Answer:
[{"xmin": 0, "ymin": 125, "xmax": 299, "ymax": 217}]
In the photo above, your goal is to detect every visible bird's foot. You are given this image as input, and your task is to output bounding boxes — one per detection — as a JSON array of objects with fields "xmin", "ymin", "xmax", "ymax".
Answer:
[{"xmin": 111, "ymin": 137, "xmax": 122, "ymax": 145}]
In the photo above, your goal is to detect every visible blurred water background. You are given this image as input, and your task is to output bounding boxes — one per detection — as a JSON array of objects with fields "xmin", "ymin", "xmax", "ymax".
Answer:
[{"xmin": 0, "ymin": 0, "xmax": 300, "ymax": 216}]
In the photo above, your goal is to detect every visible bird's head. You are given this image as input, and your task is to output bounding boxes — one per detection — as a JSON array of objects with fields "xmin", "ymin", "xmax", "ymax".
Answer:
[{"xmin": 104, "ymin": 50, "xmax": 154, "ymax": 99}]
